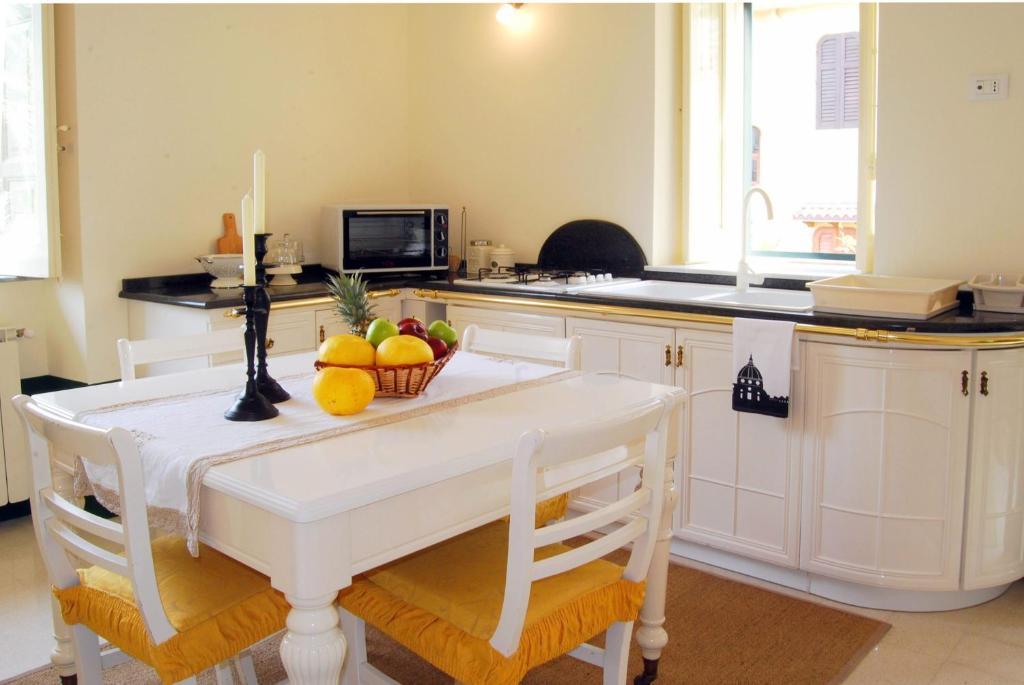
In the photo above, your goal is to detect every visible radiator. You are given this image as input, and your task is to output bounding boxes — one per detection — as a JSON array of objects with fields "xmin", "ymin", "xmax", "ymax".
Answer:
[{"xmin": 0, "ymin": 328, "xmax": 27, "ymax": 505}]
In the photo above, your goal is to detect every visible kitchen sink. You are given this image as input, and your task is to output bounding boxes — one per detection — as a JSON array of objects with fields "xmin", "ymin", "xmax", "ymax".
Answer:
[
  {"xmin": 575, "ymin": 280, "xmax": 728, "ymax": 300},
  {"xmin": 695, "ymin": 289, "xmax": 814, "ymax": 312},
  {"xmin": 578, "ymin": 280, "xmax": 814, "ymax": 312}
]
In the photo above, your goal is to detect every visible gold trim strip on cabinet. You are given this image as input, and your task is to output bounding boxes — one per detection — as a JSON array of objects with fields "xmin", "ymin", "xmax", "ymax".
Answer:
[
  {"xmin": 223, "ymin": 288, "xmax": 401, "ymax": 318},
  {"xmin": 411, "ymin": 289, "xmax": 1024, "ymax": 349}
]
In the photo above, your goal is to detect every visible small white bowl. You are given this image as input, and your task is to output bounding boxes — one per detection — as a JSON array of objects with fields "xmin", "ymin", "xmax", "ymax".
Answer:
[{"xmin": 196, "ymin": 254, "xmax": 243, "ymax": 288}]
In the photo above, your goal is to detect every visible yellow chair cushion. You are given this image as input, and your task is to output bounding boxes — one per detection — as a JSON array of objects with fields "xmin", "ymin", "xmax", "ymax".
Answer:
[
  {"xmin": 54, "ymin": 535, "xmax": 290, "ymax": 685},
  {"xmin": 338, "ymin": 520, "xmax": 645, "ymax": 685},
  {"xmin": 534, "ymin": 492, "xmax": 570, "ymax": 527}
]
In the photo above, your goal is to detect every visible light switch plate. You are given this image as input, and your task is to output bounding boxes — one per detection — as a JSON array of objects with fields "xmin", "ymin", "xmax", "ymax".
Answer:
[{"xmin": 969, "ymin": 74, "xmax": 1009, "ymax": 101}]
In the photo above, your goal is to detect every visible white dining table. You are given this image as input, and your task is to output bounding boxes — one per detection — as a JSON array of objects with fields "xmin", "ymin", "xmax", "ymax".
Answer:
[{"xmin": 34, "ymin": 351, "xmax": 684, "ymax": 685}]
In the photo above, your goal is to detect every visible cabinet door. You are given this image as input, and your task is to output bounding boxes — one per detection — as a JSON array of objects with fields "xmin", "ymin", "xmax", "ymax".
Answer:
[
  {"xmin": 964, "ymin": 348, "xmax": 1024, "ymax": 589},
  {"xmin": 564, "ymin": 317, "xmax": 674, "ymax": 511},
  {"xmin": 673, "ymin": 328, "xmax": 801, "ymax": 567},
  {"xmin": 565, "ymin": 317, "xmax": 674, "ymax": 385},
  {"xmin": 371, "ymin": 295, "xmax": 403, "ymax": 324},
  {"xmin": 801, "ymin": 343, "xmax": 971, "ymax": 590},
  {"xmin": 447, "ymin": 305, "xmax": 565, "ymax": 338},
  {"xmin": 266, "ymin": 309, "xmax": 317, "ymax": 356},
  {"xmin": 315, "ymin": 308, "xmax": 350, "ymax": 346}
]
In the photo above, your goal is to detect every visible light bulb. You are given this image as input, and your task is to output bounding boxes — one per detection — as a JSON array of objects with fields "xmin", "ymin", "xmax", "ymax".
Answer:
[
  {"xmin": 496, "ymin": 3, "xmax": 518, "ymax": 26},
  {"xmin": 496, "ymin": 3, "xmax": 531, "ymax": 31}
]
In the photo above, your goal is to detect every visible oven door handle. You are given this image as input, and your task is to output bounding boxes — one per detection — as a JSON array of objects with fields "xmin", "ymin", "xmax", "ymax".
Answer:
[{"xmin": 352, "ymin": 210, "xmax": 428, "ymax": 216}]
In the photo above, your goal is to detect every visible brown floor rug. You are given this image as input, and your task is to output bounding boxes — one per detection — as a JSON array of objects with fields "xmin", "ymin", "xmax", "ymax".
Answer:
[{"xmin": 4, "ymin": 559, "xmax": 887, "ymax": 685}]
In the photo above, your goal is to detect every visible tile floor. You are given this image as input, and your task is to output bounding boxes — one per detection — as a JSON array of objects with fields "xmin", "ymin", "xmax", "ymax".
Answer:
[{"xmin": 2, "ymin": 514, "xmax": 1024, "ymax": 684}]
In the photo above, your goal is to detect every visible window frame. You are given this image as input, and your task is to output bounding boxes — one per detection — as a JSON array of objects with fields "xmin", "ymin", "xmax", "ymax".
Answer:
[
  {"xmin": 0, "ymin": 5, "xmax": 60, "ymax": 280},
  {"xmin": 681, "ymin": 3, "xmax": 878, "ymax": 275}
]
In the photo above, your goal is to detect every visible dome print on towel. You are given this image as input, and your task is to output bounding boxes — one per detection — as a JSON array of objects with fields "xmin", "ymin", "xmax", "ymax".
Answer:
[{"xmin": 731, "ymin": 318, "xmax": 796, "ymax": 419}]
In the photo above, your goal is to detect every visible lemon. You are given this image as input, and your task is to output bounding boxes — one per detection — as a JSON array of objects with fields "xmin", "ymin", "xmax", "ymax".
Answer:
[
  {"xmin": 312, "ymin": 367, "xmax": 376, "ymax": 416},
  {"xmin": 318, "ymin": 334, "xmax": 376, "ymax": 367},
  {"xmin": 375, "ymin": 335, "xmax": 434, "ymax": 366}
]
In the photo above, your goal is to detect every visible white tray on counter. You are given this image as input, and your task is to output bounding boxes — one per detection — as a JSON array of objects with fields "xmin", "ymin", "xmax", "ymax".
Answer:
[
  {"xmin": 969, "ymin": 274, "xmax": 1024, "ymax": 312},
  {"xmin": 807, "ymin": 274, "xmax": 964, "ymax": 320}
]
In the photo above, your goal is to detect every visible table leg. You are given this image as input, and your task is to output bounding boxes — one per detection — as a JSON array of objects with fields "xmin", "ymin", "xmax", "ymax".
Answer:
[
  {"xmin": 280, "ymin": 593, "xmax": 346, "ymax": 685},
  {"xmin": 633, "ymin": 465, "xmax": 677, "ymax": 685},
  {"xmin": 51, "ymin": 596, "xmax": 77, "ymax": 685}
]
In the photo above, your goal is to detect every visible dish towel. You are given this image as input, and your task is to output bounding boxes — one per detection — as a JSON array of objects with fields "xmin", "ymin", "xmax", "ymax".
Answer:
[{"xmin": 732, "ymin": 318, "xmax": 796, "ymax": 418}]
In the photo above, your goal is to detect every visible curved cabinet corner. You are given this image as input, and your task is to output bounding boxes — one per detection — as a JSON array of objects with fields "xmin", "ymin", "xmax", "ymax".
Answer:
[{"xmin": 800, "ymin": 343, "xmax": 971, "ymax": 590}]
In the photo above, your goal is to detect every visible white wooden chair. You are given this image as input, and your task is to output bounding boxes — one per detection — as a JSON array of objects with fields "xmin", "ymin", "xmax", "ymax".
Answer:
[
  {"xmin": 338, "ymin": 394, "xmax": 676, "ymax": 685},
  {"xmin": 461, "ymin": 324, "xmax": 582, "ymax": 370},
  {"xmin": 117, "ymin": 327, "xmax": 243, "ymax": 382},
  {"xmin": 13, "ymin": 395, "xmax": 289, "ymax": 685}
]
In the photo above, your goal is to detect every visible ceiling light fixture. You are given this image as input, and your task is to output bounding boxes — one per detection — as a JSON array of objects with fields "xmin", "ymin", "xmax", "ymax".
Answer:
[{"xmin": 496, "ymin": 3, "xmax": 530, "ymax": 30}]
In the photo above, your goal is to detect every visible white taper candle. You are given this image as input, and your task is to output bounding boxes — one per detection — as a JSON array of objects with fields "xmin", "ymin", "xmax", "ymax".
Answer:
[
  {"xmin": 253, "ymin": 150, "xmax": 266, "ymax": 234},
  {"xmin": 242, "ymin": 190, "xmax": 256, "ymax": 286}
]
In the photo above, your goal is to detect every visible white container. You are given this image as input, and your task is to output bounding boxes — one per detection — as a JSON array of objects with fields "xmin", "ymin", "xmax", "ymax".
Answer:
[
  {"xmin": 807, "ymin": 274, "xmax": 964, "ymax": 320},
  {"xmin": 466, "ymin": 240, "xmax": 492, "ymax": 277},
  {"xmin": 969, "ymin": 273, "xmax": 1024, "ymax": 312},
  {"xmin": 489, "ymin": 244, "xmax": 516, "ymax": 270},
  {"xmin": 196, "ymin": 254, "xmax": 243, "ymax": 288}
]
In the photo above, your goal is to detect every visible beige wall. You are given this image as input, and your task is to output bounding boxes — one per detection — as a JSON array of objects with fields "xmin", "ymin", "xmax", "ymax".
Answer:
[
  {"xmin": 53, "ymin": 4, "xmax": 412, "ymax": 382},
  {"xmin": 407, "ymin": 3, "xmax": 679, "ymax": 265},
  {"xmin": 874, "ymin": 3, "xmax": 1024, "ymax": 279}
]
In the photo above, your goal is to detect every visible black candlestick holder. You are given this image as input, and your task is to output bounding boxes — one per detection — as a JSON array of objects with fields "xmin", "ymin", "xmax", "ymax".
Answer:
[
  {"xmin": 254, "ymin": 233, "xmax": 291, "ymax": 403},
  {"xmin": 224, "ymin": 286, "xmax": 279, "ymax": 421}
]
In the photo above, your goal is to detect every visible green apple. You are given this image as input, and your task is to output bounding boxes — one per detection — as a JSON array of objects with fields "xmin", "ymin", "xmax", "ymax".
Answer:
[
  {"xmin": 365, "ymin": 318, "xmax": 399, "ymax": 348},
  {"xmin": 427, "ymin": 320, "xmax": 458, "ymax": 347}
]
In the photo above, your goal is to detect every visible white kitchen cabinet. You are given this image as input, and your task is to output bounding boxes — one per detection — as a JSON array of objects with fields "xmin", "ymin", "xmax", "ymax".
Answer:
[
  {"xmin": 447, "ymin": 305, "xmax": 565, "ymax": 338},
  {"xmin": 565, "ymin": 317, "xmax": 675, "ymax": 385},
  {"xmin": 963, "ymin": 348, "xmax": 1024, "ymax": 589},
  {"xmin": 801, "ymin": 343, "xmax": 971, "ymax": 590},
  {"xmin": 673, "ymin": 328, "xmax": 801, "ymax": 567}
]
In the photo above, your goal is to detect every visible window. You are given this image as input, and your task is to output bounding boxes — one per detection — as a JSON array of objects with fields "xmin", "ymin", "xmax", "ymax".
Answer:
[
  {"xmin": 0, "ymin": 5, "xmax": 59, "ymax": 279},
  {"xmin": 683, "ymin": 3, "xmax": 877, "ymax": 271}
]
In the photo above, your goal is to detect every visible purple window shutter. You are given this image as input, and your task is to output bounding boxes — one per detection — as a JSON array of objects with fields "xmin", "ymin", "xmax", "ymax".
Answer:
[
  {"xmin": 817, "ymin": 35, "xmax": 839, "ymax": 129},
  {"xmin": 817, "ymin": 32, "xmax": 859, "ymax": 130},
  {"xmin": 841, "ymin": 34, "xmax": 860, "ymax": 127}
]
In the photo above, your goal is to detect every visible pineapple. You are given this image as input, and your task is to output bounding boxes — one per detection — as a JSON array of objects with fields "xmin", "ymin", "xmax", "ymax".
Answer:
[{"xmin": 326, "ymin": 271, "xmax": 377, "ymax": 336}]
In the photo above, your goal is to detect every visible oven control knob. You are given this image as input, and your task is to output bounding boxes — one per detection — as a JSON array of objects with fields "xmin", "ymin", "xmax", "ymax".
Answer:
[
  {"xmin": 436, "ymin": 229, "xmax": 447, "ymax": 242},
  {"xmin": 586, "ymin": 274, "xmax": 597, "ymax": 283},
  {"xmin": 436, "ymin": 246, "xmax": 448, "ymax": 258},
  {"xmin": 436, "ymin": 213, "xmax": 448, "ymax": 226},
  {"xmin": 568, "ymin": 276, "xmax": 586, "ymax": 285},
  {"xmin": 604, "ymin": 273, "xmax": 613, "ymax": 280}
]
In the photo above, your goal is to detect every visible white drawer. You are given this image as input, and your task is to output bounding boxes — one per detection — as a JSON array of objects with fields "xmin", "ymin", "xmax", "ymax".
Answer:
[{"xmin": 267, "ymin": 309, "xmax": 317, "ymax": 356}]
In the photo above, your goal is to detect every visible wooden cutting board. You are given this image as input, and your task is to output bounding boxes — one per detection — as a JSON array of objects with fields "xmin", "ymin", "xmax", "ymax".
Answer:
[{"xmin": 216, "ymin": 213, "xmax": 242, "ymax": 254}]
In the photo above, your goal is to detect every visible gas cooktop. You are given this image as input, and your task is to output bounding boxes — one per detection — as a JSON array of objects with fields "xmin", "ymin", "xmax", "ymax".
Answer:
[{"xmin": 452, "ymin": 267, "xmax": 639, "ymax": 294}]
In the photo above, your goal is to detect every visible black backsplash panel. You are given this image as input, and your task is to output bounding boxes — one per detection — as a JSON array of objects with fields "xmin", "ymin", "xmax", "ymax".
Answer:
[{"xmin": 537, "ymin": 220, "xmax": 647, "ymax": 277}]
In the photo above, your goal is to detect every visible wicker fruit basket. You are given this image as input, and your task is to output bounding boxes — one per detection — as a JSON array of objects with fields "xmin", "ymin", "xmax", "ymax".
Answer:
[{"xmin": 314, "ymin": 343, "xmax": 457, "ymax": 398}]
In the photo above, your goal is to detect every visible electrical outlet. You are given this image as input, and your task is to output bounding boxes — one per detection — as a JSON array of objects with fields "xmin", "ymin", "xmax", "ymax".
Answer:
[{"xmin": 970, "ymin": 74, "xmax": 1009, "ymax": 101}]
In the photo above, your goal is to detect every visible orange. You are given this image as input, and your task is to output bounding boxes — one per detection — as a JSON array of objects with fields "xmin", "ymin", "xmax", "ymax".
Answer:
[
  {"xmin": 312, "ymin": 367, "xmax": 376, "ymax": 416},
  {"xmin": 318, "ymin": 334, "xmax": 376, "ymax": 367},
  {"xmin": 375, "ymin": 335, "xmax": 434, "ymax": 366}
]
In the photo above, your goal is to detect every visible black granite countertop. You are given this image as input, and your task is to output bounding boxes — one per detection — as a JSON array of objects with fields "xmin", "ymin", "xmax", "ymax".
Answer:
[
  {"xmin": 120, "ymin": 265, "xmax": 410, "ymax": 310},
  {"xmin": 120, "ymin": 268, "xmax": 1024, "ymax": 335}
]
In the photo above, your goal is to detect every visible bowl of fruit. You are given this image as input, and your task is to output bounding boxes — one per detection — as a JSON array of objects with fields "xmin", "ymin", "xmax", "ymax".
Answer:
[{"xmin": 314, "ymin": 316, "xmax": 459, "ymax": 398}]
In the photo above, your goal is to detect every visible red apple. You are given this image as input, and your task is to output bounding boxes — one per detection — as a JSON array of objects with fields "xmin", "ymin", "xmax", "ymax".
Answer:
[
  {"xmin": 398, "ymin": 317, "xmax": 423, "ymax": 328},
  {"xmin": 398, "ymin": 319, "xmax": 428, "ymax": 340},
  {"xmin": 426, "ymin": 336, "xmax": 448, "ymax": 360}
]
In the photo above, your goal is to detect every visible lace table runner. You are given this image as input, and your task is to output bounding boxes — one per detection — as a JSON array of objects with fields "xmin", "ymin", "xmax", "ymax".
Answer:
[{"xmin": 74, "ymin": 353, "xmax": 572, "ymax": 554}]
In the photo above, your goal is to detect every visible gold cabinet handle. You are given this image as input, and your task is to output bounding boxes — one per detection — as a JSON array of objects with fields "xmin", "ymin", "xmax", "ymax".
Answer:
[
  {"xmin": 664, "ymin": 344, "xmax": 671, "ymax": 367},
  {"xmin": 961, "ymin": 370, "xmax": 970, "ymax": 396},
  {"xmin": 319, "ymin": 325, "xmax": 326, "ymax": 344},
  {"xmin": 980, "ymin": 370, "xmax": 990, "ymax": 396},
  {"xmin": 266, "ymin": 337, "xmax": 275, "ymax": 350},
  {"xmin": 224, "ymin": 307, "xmax": 244, "ymax": 319},
  {"xmin": 676, "ymin": 344, "xmax": 684, "ymax": 367}
]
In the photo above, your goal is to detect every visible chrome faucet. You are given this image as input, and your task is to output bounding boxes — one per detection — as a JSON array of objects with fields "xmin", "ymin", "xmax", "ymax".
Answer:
[{"xmin": 738, "ymin": 187, "xmax": 774, "ymax": 293}]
